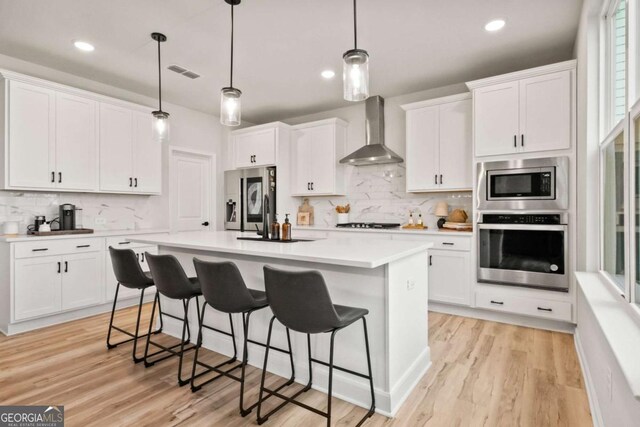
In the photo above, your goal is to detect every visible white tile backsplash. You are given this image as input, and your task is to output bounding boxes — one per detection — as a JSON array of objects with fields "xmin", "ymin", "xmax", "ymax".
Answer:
[
  {"xmin": 0, "ymin": 191, "xmax": 165, "ymax": 233},
  {"xmin": 294, "ymin": 164, "xmax": 472, "ymax": 229}
]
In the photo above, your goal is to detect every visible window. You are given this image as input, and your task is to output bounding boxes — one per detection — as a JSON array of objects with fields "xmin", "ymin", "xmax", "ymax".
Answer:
[
  {"xmin": 602, "ymin": 129, "xmax": 626, "ymax": 289},
  {"xmin": 613, "ymin": 1, "xmax": 627, "ymax": 124},
  {"xmin": 633, "ymin": 108, "xmax": 640, "ymax": 303}
]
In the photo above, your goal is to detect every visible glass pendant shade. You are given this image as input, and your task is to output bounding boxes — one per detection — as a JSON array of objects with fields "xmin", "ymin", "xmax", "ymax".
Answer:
[
  {"xmin": 343, "ymin": 49, "xmax": 369, "ymax": 102},
  {"xmin": 220, "ymin": 87, "xmax": 242, "ymax": 126},
  {"xmin": 152, "ymin": 110, "xmax": 170, "ymax": 143}
]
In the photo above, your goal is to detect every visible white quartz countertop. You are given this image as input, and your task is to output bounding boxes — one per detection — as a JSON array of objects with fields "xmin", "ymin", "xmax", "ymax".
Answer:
[
  {"xmin": 128, "ymin": 231, "xmax": 433, "ymax": 269},
  {"xmin": 293, "ymin": 224, "xmax": 472, "ymax": 236},
  {"xmin": 0, "ymin": 228, "xmax": 170, "ymax": 243}
]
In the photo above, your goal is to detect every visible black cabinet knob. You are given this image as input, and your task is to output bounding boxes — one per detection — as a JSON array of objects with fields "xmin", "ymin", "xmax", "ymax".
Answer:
[{"xmin": 202, "ymin": 221, "xmax": 210, "ymax": 226}]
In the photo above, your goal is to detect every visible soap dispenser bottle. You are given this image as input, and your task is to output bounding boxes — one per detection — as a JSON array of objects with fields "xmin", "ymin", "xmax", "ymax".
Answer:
[
  {"xmin": 282, "ymin": 214, "xmax": 292, "ymax": 241},
  {"xmin": 271, "ymin": 214, "xmax": 280, "ymax": 240}
]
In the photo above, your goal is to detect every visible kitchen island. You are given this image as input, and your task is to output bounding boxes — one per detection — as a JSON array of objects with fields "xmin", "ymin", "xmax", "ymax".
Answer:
[{"xmin": 128, "ymin": 231, "xmax": 431, "ymax": 416}]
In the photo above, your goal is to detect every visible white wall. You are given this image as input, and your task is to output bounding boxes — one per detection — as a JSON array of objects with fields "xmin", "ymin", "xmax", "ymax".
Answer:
[
  {"xmin": 0, "ymin": 52, "xmax": 224, "ymax": 232},
  {"xmin": 280, "ymin": 84, "xmax": 473, "ymax": 226}
]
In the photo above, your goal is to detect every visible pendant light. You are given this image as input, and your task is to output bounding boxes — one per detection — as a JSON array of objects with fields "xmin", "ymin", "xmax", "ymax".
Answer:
[
  {"xmin": 343, "ymin": 0, "xmax": 369, "ymax": 102},
  {"xmin": 221, "ymin": 0, "xmax": 242, "ymax": 126},
  {"xmin": 151, "ymin": 32, "xmax": 170, "ymax": 142}
]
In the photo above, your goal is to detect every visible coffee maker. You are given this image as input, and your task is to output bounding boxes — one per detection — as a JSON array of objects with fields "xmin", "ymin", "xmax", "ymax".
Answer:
[{"xmin": 59, "ymin": 204, "xmax": 77, "ymax": 230}]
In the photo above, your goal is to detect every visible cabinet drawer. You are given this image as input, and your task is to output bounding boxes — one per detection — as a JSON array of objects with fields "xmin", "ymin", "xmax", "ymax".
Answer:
[
  {"xmin": 14, "ymin": 238, "xmax": 101, "ymax": 258},
  {"xmin": 475, "ymin": 290, "xmax": 572, "ymax": 322},
  {"xmin": 429, "ymin": 235, "xmax": 471, "ymax": 251}
]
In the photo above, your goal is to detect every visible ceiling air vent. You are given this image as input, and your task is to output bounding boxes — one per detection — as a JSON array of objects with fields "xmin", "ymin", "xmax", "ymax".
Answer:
[{"xmin": 167, "ymin": 64, "xmax": 201, "ymax": 79}]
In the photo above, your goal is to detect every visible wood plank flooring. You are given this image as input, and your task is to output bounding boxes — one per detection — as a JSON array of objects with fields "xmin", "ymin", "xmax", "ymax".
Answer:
[{"xmin": 0, "ymin": 306, "xmax": 592, "ymax": 426}]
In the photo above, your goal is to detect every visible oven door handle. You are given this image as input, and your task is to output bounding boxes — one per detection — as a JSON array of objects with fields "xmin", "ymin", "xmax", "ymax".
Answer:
[{"xmin": 477, "ymin": 223, "xmax": 567, "ymax": 231}]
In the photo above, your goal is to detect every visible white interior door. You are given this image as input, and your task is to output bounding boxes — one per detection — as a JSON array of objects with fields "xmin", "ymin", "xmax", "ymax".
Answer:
[{"xmin": 170, "ymin": 149, "xmax": 215, "ymax": 232}]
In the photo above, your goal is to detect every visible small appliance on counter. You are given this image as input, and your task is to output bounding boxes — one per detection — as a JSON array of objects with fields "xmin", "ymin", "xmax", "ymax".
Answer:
[{"xmin": 27, "ymin": 205, "xmax": 94, "ymax": 236}]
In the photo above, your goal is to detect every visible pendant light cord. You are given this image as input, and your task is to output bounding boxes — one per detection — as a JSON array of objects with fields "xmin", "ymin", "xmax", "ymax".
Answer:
[
  {"xmin": 157, "ymin": 38, "xmax": 163, "ymax": 111},
  {"xmin": 353, "ymin": 0, "xmax": 357, "ymax": 49},
  {"xmin": 230, "ymin": 3, "xmax": 234, "ymax": 88}
]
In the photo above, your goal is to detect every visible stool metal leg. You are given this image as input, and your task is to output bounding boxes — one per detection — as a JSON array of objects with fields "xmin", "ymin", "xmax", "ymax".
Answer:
[
  {"xmin": 130, "ymin": 288, "xmax": 146, "ymax": 363},
  {"xmin": 177, "ymin": 297, "xmax": 193, "ymax": 386},
  {"xmin": 358, "ymin": 317, "xmax": 376, "ymax": 426},
  {"xmin": 326, "ymin": 329, "xmax": 338, "ymax": 427},
  {"xmin": 142, "ymin": 292, "xmax": 159, "ymax": 366},
  {"xmin": 257, "ymin": 316, "xmax": 276, "ymax": 425}
]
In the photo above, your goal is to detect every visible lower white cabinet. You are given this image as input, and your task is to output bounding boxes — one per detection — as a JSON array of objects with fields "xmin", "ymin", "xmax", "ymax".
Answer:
[
  {"xmin": 14, "ymin": 256, "xmax": 63, "ymax": 321},
  {"xmin": 428, "ymin": 249, "xmax": 471, "ymax": 306},
  {"xmin": 475, "ymin": 289, "xmax": 572, "ymax": 322},
  {"xmin": 62, "ymin": 252, "xmax": 103, "ymax": 310}
]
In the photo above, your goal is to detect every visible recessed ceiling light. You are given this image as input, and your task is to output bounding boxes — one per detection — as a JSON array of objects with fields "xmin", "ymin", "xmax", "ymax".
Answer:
[
  {"xmin": 485, "ymin": 19, "xmax": 505, "ymax": 32},
  {"xmin": 74, "ymin": 41, "xmax": 95, "ymax": 52},
  {"xmin": 321, "ymin": 70, "xmax": 336, "ymax": 79}
]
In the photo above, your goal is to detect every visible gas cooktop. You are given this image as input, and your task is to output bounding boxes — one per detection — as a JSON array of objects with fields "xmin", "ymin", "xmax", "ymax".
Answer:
[{"xmin": 335, "ymin": 222, "xmax": 401, "ymax": 229}]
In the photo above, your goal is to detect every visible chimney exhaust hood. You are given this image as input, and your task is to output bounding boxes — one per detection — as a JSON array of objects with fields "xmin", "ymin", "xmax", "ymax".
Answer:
[{"xmin": 339, "ymin": 95, "xmax": 404, "ymax": 166}]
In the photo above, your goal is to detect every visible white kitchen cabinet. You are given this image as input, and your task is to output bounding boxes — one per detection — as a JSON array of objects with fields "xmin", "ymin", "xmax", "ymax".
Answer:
[
  {"xmin": 402, "ymin": 94, "xmax": 472, "ymax": 192},
  {"xmin": 14, "ymin": 256, "xmax": 62, "ymax": 321},
  {"xmin": 232, "ymin": 126, "xmax": 277, "ymax": 168},
  {"xmin": 55, "ymin": 92, "xmax": 98, "ymax": 191},
  {"xmin": 99, "ymin": 103, "xmax": 162, "ymax": 194},
  {"xmin": 6, "ymin": 80, "xmax": 56, "ymax": 189},
  {"xmin": 291, "ymin": 118, "xmax": 347, "ymax": 196},
  {"xmin": 467, "ymin": 62, "xmax": 575, "ymax": 157},
  {"xmin": 428, "ymin": 249, "xmax": 471, "ymax": 306},
  {"xmin": 62, "ymin": 252, "xmax": 103, "ymax": 310}
]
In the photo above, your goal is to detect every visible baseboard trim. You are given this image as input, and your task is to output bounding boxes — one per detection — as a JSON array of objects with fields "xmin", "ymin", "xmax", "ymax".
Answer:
[
  {"xmin": 429, "ymin": 302, "xmax": 576, "ymax": 333},
  {"xmin": 574, "ymin": 328, "xmax": 604, "ymax": 427}
]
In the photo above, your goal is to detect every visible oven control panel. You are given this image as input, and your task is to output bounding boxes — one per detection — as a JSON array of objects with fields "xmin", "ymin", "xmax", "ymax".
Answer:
[{"xmin": 480, "ymin": 214, "xmax": 563, "ymax": 225}]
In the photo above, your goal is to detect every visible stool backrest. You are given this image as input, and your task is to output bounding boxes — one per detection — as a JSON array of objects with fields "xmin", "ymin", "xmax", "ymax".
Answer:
[
  {"xmin": 145, "ymin": 253, "xmax": 194, "ymax": 299},
  {"xmin": 108, "ymin": 247, "xmax": 151, "ymax": 289},
  {"xmin": 263, "ymin": 265, "xmax": 341, "ymax": 334},
  {"xmin": 194, "ymin": 259, "xmax": 256, "ymax": 313}
]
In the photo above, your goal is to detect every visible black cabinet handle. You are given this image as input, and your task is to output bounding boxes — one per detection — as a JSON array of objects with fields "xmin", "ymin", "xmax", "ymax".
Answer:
[
  {"xmin": 201, "ymin": 221, "xmax": 210, "ymax": 226},
  {"xmin": 429, "ymin": 255, "xmax": 432, "ymax": 266},
  {"xmin": 64, "ymin": 261, "xmax": 68, "ymax": 273},
  {"xmin": 442, "ymin": 242, "xmax": 454, "ymax": 246},
  {"xmin": 32, "ymin": 248, "xmax": 49, "ymax": 252},
  {"xmin": 537, "ymin": 307, "xmax": 552, "ymax": 312},
  {"xmin": 490, "ymin": 300, "xmax": 504, "ymax": 305},
  {"xmin": 435, "ymin": 174, "xmax": 438, "ymax": 185},
  {"xmin": 521, "ymin": 134, "xmax": 524, "ymax": 147},
  {"xmin": 51, "ymin": 171, "xmax": 55, "ymax": 183},
  {"xmin": 311, "ymin": 182, "xmax": 314, "ymax": 190},
  {"xmin": 141, "ymin": 253, "xmax": 145, "ymax": 262},
  {"xmin": 134, "ymin": 178, "xmax": 138, "ymax": 188},
  {"xmin": 76, "ymin": 244, "xmax": 90, "ymax": 248},
  {"xmin": 307, "ymin": 182, "xmax": 310, "ymax": 190},
  {"xmin": 118, "ymin": 241, "xmax": 131, "ymax": 245},
  {"xmin": 513, "ymin": 135, "xmax": 517, "ymax": 148},
  {"xmin": 58, "ymin": 172, "xmax": 62, "ymax": 183},
  {"xmin": 439, "ymin": 174, "xmax": 443, "ymax": 185},
  {"xmin": 129, "ymin": 177, "xmax": 133, "ymax": 187},
  {"xmin": 57, "ymin": 262, "xmax": 61, "ymax": 273}
]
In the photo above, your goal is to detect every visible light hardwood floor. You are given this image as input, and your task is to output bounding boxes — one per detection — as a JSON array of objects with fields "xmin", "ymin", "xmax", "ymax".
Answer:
[{"xmin": 0, "ymin": 306, "xmax": 592, "ymax": 426}]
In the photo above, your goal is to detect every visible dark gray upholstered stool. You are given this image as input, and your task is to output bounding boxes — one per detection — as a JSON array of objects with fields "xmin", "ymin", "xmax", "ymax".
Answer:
[
  {"xmin": 106, "ymin": 246, "xmax": 165, "ymax": 363},
  {"xmin": 257, "ymin": 265, "xmax": 375, "ymax": 426},
  {"xmin": 143, "ymin": 252, "xmax": 202, "ymax": 386},
  {"xmin": 190, "ymin": 259, "xmax": 295, "ymax": 417}
]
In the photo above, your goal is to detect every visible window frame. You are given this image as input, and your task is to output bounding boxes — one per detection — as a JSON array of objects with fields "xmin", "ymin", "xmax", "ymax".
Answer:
[
  {"xmin": 601, "ymin": 0, "xmax": 628, "ymax": 136},
  {"xmin": 630, "ymin": 98, "xmax": 640, "ymax": 304}
]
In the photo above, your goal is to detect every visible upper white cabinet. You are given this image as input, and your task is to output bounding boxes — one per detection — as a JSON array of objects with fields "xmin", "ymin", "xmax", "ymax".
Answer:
[
  {"xmin": 231, "ymin": 124, "xmax": 285, "ymax": 169},
  {"xmin": 99, "ymin": 105, "xmax": 161, "ymax": 194},
  {"xmin": 467, "ymin": 61, "xmax": 575, "ymax": 157},
  {"xmin": 291, "ymin": 118, "xmax": 347, "ymax": 196},
  {"xmin": 402, "ymin": 94, "xmax": 472, "ymax": 192},
  {"xmin": 0, "ymin": 70, "xmax": 161, "ymax": 195}
]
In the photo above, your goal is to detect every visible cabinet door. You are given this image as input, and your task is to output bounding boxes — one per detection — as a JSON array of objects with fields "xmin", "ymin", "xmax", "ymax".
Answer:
[
  {"xmin": 55, "ymin": 92, "xmax": 98, "ymax": 191},
  {"xmin": 405, "ymin": 105, "xmax": 440, "ymax": 191},
  {"xmin": 439, "ymin": 99, "xmax": 472, "ymax": 190},
  {"xmin": 99, "ymin": 103, "xmax": 133, "ymax": 192},
  {"xmin": 309, "ymin": 124, "xmax": 336, "ymax": 194},
  {"xmin": 14, "ymin": 256, "xmax": 62, "ymax": 320},
  {"xmin": 61, "ymin": 252, "xmax": 102, "ymax": 310},
  {"xmin": 291, "ymin": 127, "xmax": 313, "ymax": 195},
  {"xmin": 428, "ymin": 250, "xmax": 470, "ymax": 306},
  {"xmin": 519, "ymin": 70, "xmax": 572, "ymax": 153},
  {"xmin": 473, "ymin": 81, "xmax": 519, "ymax": 157},
  {"xmin": 132, "ymin": 112, "xmax": 162, "ymax": 194},
  {"xmin": 233, "ymin": 128, "xmax": 276, "ymax": 168},
  {"xmin": 7, "ymin": 81, "xmax": 56, "ymax": 189}
]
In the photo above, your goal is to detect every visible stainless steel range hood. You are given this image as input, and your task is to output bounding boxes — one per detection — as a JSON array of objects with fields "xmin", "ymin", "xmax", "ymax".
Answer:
[{"xmin": 339, "ymin": 95, "xmax": 404, "ymax": 166}]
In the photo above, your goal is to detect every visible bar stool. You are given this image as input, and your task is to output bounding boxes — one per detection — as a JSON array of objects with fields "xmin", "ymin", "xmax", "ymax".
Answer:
[
  {"xmin": 258, "ymin": 266, "xmax": 376, "ymax": 427},
  {"xmin": 190, "ymin": 259, "xmax": 296, "ymax": 417},
  {"xmin": 106, "ymin": 246, "xmax": 164, "ymax": 363},
  {"xmin": 143, "ymin": 252, "xmax": 202, "ymax": 386}
]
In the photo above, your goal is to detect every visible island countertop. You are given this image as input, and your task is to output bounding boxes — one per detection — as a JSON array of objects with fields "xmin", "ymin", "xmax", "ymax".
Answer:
[{"xmin": 128, "ymin": 231, "xmax": 432, "ymax": 269}]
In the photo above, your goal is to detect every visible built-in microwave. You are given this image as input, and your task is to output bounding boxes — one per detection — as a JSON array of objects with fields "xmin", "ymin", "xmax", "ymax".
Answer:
[{"xmin": 476, "ymin": 157, "xmax": 569, "ymax": 211}]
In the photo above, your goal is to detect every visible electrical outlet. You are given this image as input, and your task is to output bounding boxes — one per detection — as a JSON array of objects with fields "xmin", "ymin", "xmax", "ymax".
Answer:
[
  {"xmin": 406, "ymin": 279, "xmax": 416, "ymax": 290},
  {"xmin": 95, "ymin": 217, "xmax": 107, "ymax": 225},
  {"xmin": 607, "ymin": 367, "xmax": 612, "ymax": 402}
]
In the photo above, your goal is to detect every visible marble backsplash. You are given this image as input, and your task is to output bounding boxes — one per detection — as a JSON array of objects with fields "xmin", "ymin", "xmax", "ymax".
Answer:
[
  {"xmin": 0, "ymin": 191, "xmax": 165, "ymax": 234},
  {"xmin": 294, "ymin": 164, "xmax": 473, "ymax": 229}
]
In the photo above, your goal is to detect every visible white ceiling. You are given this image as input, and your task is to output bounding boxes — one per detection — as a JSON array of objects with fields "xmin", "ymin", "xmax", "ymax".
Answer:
[{"xmin": 0, "ymin": 0, "xmax": 582, "ymax": 123}]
